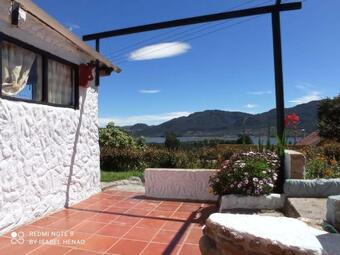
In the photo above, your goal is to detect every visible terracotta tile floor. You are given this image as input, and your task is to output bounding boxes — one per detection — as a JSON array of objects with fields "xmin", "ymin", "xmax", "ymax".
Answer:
[{"xmin": 0, "ymin": 190, "xmax": 216, "ymax": 255}]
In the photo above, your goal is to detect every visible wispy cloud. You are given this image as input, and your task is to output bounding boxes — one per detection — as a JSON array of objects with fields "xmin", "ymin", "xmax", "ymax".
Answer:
[
  {"xmin": 289, "ymin": 91, "xmax": 322, "ymax": 105},
  {"xmin": 139, "ymin": 89, "xmax": 160, "ymax": 94},
  {"xmin": 67, "ymin": 24, "xmax": 80, "ymax": 31},
  {"xmin": 244, "ymin": 104, "xmax": 258, "ymax": 109},
  {"xmin": 295, "ymin": 82, "xmax": 314, "ymax": 90},
  {"xmin": 129, "ymin": 42, "xmax": 191, "ymax": 61},
  {"xmin": 248, "ymin": 90, "xmax": 272, "ymax": 95},
  {"xmin": 99, "ymin": 111, "xmax": 191, "ymax": 127},
  {"xmin": 289, "ymin": 82, "xmax": 322, "ymax": 105}
]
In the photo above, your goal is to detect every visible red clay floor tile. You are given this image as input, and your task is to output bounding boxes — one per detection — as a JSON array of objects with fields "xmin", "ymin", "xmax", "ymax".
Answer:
[
  {"xmin": 76, "ymin": 234, "xmax": 118, "ymax": 253},
  {"xmin": 113, "ymin": 215, "xmax": 141, "ymax": 226},
  {"xmin": 179, "ymin": 244, "xmax": 201, "ymax": 255},
  {"xmin": 66, "ymin": 248, "xmax": 102, "ymax": 255},
  {"xmin": 31, "ymin": 216, "xmax": 60, "ymax": 227},
  {"xmin": 0, "ymin": 191, "xmax": 215, "ymax": 255},
  {"xmin": 28, "ymin": 244, "xmax": 72, "ymax": 255},
  {"xmin": 162, "ymin": 221, "xmax": 186, "ymax": 232},
  {"xmin": 72, "ymin": 220, "xmax": 106, "ymax": 234},
  {"xmin": 141, "ymin": 242, "xmax": 181, "ymax": 255},
  {"xmin": 185, "ymin": 227, "xmax": 203, "ymax": 244},
  {"xmin": 106, "ymin": 239, "xmax": 148, "ymax": 255},
  {"xmin": 124, "ymin": 226, "xmax": 159, "ymax": 242},
  {"xmin": 135, "ymin": 218, "xmax": 167, "ymax": 229},
  {"xmin": 0, "ymin": 236, "xmax": 11, "ymax": 249},
  {"xmin": 96, "ymin": 222, "xmax": 132, "ymax": 237},
  {"xmin": 86, "ymin": 212, "xmax": 118, "ymax": 223},
  {"xmin": 152, "ymin": 229, "xmax": 185, "ymax": 244}
]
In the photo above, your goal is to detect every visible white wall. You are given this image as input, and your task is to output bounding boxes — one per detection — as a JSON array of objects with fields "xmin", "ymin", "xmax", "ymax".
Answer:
[
  {"xmin": 0, "ymin": 87, "xmax": 101, "ymax": 235},
  {"xmin": 145, "ymin": 168, "xmax": 218, "ymax": 201},
  {"xmin": 0, "ymin": 0, "xmax": 101, "ymax": 235}
]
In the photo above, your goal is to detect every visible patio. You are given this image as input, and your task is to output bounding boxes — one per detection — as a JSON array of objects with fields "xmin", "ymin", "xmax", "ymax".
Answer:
[{"xmin": 0, "ymin": 190, "xmax": 216, "ymax": 255}]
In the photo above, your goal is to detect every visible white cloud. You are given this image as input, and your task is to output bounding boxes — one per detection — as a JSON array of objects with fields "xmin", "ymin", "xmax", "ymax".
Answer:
[
  {"xmin": 139, "ymin": 89, "xmax": 160, "ymax": 94},
  {"xmin": 99, "ymin": 111, "xmax": 191, "ymax": 127},
  {"xmin": 67, "ymin": 24, "xmax": 80, "ymax": 31},
  {"xmin": 244, "ymin": 104, "xmax": 258, "ymax": 109},
  {"xmin": 129, "ymin": 42, "xmax": 191, "ymax": 61},
  {"xmin": 295, "ymin": 82, "xmax": 313, "ymax": 90},
  {"xmin": 289, "ymin": 91, "xmax": 322, "ymax": 105},
  {"xmin": 248, "ymin": 90, "xmax": 272, "ymax": 95}
]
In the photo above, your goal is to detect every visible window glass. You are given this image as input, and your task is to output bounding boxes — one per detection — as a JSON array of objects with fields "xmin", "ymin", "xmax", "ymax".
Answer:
[
  {"xmin": 1, "ymin": 41, "xmax": 43, "ymax": 101},
  {"xmin": 47, "ymin": 59, "xmax": 74, "ymax": 106}
]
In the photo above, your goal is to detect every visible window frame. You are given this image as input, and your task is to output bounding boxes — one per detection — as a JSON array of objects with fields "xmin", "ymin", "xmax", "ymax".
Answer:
[{"xmin": 0, "ymin": 32, "xmax": 79, "ymax": 109}]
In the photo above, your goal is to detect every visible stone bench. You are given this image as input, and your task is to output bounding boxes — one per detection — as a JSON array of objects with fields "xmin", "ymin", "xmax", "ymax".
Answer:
[
  {"xmin": 201, "ymin": 213, "xmax": 333, "ymax": 255},
  {"xmin": 144, "ymin": 168, "xmax": 218, "ymax": 201},
  {"xmin": 284, "ymin": 179, "xmax": 340, "ymax": 198}
]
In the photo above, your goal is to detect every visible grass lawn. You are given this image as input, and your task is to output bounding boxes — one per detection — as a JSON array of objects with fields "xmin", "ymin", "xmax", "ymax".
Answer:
[{"xmin": 100, "ymin": 170, "xmax": 144, "ymax": 182}]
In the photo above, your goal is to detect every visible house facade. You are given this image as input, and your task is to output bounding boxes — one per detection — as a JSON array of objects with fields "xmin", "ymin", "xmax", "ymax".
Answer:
[{"xmin": 0, "ymin": 0, "xmax": 119, "ymax": 234}]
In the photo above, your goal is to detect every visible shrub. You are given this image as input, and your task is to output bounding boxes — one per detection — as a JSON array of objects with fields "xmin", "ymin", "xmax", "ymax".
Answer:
[
  {"xmin": 209, "ymin": 151, "xmax": 280, "ymax": 196},
  {"xmin": 164, "ymin": 132, "xmax": 181, "ymax": 150},
  {"xmin": 100, "ymin": 147, "xmax": 146, "ymax": 172},
  {"xmin": 318, "ymin": 95, "xmax": 340, "ymax": 142},
  {"xmin": 99, "ymin": 122, "xmax": 145, "ymax": 149},
  {"xmin": 305, "ymin": 158, "xmax": 340, "ymax": 179}
]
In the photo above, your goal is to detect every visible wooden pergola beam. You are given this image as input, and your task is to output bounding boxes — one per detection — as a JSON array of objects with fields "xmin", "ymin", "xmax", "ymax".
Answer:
[{"xmin": 83, "ymin": 2, "xmax": 301, "ymax": 41}]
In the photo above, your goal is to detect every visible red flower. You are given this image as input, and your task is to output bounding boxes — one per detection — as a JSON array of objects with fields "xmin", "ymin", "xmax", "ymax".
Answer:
[{"xmin": 285, "ymin": 114, "xmax": 300, "ymax": 128}]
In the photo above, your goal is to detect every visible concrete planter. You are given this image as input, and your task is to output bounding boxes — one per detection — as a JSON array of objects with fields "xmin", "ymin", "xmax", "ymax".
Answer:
[
  {"xmin": 145, "ymin": 168, "xmax": 218, "ymax": 201},
  {"xmin": 219, "ymin": 193, "xmax": 285, "ymax": 212}
]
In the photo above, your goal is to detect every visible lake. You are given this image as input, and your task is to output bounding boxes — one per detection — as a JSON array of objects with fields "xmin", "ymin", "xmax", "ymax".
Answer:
[{"xmin": 144, "ymin": 136, "xmax": 301, "ymax": 145}]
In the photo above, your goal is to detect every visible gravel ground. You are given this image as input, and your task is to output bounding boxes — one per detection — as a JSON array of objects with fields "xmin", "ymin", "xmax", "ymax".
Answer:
[{"xmin": 101, "ymin": 176, "xmax": 145, "ymax": 192}]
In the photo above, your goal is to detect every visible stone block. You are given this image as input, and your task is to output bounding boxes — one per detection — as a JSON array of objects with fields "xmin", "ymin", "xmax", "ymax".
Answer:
[
  {"xmin": 326, "ymin": 195, "xmax": 340, "ymax": 231},
  {"xmin": 219, "ymin": 194, "xmax": 285, "ymax": 212},
  {"xmin": 284, "ymin": 150, "xmax": 306, "ymax": 179}
]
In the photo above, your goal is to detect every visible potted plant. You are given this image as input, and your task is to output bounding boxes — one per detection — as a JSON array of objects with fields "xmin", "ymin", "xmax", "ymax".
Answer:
[{"xmin": 209, "ymin": 151, "xmax": 281, "ymax": 210}]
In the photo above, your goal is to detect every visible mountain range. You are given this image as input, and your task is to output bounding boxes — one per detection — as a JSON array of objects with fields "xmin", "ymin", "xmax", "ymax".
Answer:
[{"xmin": 122, "ymin": 100, "xmax": 320, "ymax": 137}]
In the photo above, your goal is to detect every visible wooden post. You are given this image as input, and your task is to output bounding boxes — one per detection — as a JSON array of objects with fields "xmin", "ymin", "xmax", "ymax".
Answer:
[
  {"xmin": 95, "ymin": 39, "xmax": 100, "ymax": 86},
  {"xmin": 272, "ymin": 0, "xmax": 285, "ymax": 193}
]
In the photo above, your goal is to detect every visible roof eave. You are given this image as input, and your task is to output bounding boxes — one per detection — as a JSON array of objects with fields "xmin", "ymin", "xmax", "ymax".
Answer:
[{"xmin": 15, "ymin": 0, "xmax": 121, "ymax": 74}]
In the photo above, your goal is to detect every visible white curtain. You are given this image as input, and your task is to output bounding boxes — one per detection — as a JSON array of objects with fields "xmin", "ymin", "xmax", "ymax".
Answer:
[
  {"xmin": 2, "ymin": 42, "xmax": 36, "ymax": 96},
  {"xmin": 48, "ymin": 59, "xmax": 73, "ymax": 105}
]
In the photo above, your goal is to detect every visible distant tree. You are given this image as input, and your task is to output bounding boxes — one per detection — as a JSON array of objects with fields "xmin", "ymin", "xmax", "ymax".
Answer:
[
  {"xmin": 99, "ymin": 122, "xmax": 143, "ymax": 149},
  {"xmin": 318, "ymin": 95, "xmax": 340, "ymax": 141},
  {"xmin": 164, "ymin": 132, "xmax": 181, "ymax": 150},
  {"xmin": 236, "ymin": 134, "xmax": 253, "ymax": 144}
]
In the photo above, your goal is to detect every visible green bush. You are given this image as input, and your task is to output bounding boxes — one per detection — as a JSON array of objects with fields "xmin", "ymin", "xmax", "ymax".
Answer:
[
  {"xmin": 298, "ymin": 143, "xmax": 340, "ymax": 179},
  {"xmin": 209, "ymin": 151, "xmax": 280, "ymax": 196},
  {"xmin": 99, "ymin": 122, "xmax": 145, "ymax": 149},
  {"xmin": 305, "ymin": 158, "xmax": 340, "ymax": 179},
  {"xmin": 318, "ymin": 95, "xmax": 340, "ymax": 142},
  {"xmin": 100, "ymin": 147, "xmax": 146, "ymax": 172},
  {"xmin": 100, "ymin": 143, "xmax": 281, "ymax": 173}
]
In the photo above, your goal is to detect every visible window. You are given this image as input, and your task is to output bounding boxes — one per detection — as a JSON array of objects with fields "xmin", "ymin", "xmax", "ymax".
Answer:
[
  {"xmin": 48, "ymin": 59, "xmax": 75, "ymax": 106},
  {"xmin": 0, "ymin": 34, "xmax": 79, "ymax": 108},
  {"xmin": 1, "ymin": 41, "xmax": 43, "ymax": 101}
]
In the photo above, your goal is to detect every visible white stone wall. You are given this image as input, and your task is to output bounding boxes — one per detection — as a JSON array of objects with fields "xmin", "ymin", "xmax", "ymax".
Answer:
[
  {"xmin": 0, "ymin": 86, "xmax": 101, "ymax": 235},
  {"xmin": 0, "ymin": 0, "xmax": 101, "ymax": 235},
  {"xmin": 145, "ymin": 168, "xmax": 218, "ymax": 201}
]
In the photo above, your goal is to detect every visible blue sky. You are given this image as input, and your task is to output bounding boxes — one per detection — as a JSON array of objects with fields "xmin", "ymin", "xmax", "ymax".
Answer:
[{"xmin": 33, "ymin": 0, "xmax": 340, "ymax": 126}]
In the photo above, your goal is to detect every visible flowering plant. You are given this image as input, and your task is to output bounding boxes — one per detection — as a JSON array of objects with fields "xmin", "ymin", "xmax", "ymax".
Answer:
[
  {"xmin": 209, "ymin": 151, "xmax": 280, "ymax": 196},
  {"xmin": 285, "ymin": 113, "xmax": 300, "ymax": 128}
]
